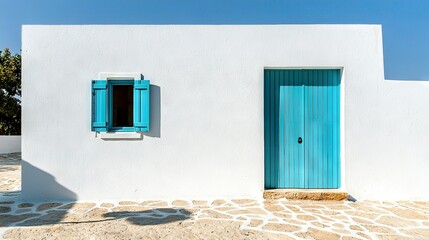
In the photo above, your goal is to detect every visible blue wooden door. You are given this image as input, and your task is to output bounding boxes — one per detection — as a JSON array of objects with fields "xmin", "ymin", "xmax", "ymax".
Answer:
[{"xmin": 264, "ymin": 69, "xmax": 341, "ymax": 189}]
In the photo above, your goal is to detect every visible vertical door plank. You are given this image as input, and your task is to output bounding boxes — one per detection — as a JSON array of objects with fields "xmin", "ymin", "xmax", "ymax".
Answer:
[
  {"xmin": 264, "ymin": 70, "xmax": 270, "ymax": 188},
  {"xmin": 279, "ymin": 72, "xmax": 286, "ymax": 188}
]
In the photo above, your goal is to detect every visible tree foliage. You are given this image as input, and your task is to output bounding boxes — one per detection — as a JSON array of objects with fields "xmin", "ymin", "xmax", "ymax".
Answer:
[{"xmin": 0, "ymin": 48, "xmax": 21, "ymax": 135}]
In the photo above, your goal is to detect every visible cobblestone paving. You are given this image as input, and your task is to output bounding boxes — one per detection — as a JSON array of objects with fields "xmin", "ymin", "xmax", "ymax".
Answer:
[
  {"xmin": 0, "ymin": 153, "xmax": 428, "ymax": 239},
  {"xmin": 0, "ymin": 153, "xmax": 20, "ymax": 192}
]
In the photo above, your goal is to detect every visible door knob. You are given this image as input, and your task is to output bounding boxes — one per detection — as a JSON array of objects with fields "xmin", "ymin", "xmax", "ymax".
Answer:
[{"xmin": 298, "ymin": 137, "xmax": 303, "ymax": 144}]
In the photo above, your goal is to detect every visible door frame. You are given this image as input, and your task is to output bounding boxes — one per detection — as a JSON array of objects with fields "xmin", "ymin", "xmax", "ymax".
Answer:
[{"xmin": 263, "ymin": 67, "xmax": 346, "ymax": 191}]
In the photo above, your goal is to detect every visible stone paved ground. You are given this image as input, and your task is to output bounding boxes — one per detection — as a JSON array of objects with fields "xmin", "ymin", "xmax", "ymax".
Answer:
[{"xmin": 0, "ymin": 153, "xmax": 428, "ymax": 239}]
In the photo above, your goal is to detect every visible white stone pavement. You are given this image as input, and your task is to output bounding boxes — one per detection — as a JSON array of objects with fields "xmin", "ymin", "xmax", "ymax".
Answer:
[{"xmin": 0, "ymin": 153, "xmax": 428, "ymax": 239}]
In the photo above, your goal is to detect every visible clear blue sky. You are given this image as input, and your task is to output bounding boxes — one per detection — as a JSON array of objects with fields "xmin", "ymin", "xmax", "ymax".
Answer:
[{"xmin": 0, "ymin": 0, "xmax": 428, "ymax": 80}]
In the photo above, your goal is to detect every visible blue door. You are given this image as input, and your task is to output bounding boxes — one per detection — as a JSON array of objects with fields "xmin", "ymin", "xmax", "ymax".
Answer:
[{"xmin": 264, "ymin": 69, "xmax": 341, "ymax": 189}]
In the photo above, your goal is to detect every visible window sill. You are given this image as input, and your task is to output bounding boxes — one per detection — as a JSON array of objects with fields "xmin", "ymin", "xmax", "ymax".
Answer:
[{"xmin": 97, "ymin": 132, "xmax": 142, "ymax": 140}]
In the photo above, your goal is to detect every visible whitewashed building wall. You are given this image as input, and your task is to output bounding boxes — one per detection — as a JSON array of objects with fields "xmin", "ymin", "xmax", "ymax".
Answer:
[{"xmin": 21, "ymin": 25, "xmax": 429, "ymax": 201}]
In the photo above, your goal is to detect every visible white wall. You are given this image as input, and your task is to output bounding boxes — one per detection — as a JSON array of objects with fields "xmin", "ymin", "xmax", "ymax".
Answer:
[
  {"xmin": 21, "ymin": 25, "xmax": 429, "ymax": 201},
  {"xmin": 346, "ymin": 79, "xmax": 429, "ymax": 200},
  {"xmin": 0, "ymin": 136, "xmax": 21, "ymax": 154}
]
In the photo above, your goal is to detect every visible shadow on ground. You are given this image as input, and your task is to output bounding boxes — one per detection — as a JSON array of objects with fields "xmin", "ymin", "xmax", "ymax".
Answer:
[
  {"xmin": 105, "ymin": 208, "xmax": 191, "ymax": 226},
  {"xmin": 0, "ymin": 207, "xmax": 192, "ymax": 227}
]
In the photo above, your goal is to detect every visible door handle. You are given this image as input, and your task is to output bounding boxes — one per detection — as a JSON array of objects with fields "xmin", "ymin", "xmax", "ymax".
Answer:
[{"xmin": 298, "ymin": 137, "xmax": 303, "ymax": 144}]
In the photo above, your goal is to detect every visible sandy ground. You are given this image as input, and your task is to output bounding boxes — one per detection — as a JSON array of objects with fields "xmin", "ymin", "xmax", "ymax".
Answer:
[{"xmin": 0, "ymin": 153, "xmax": 428, "ymax": 240}]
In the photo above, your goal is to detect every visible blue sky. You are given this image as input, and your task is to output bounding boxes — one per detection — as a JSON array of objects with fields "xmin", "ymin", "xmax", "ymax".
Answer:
[{"xmin": 0, "ymin": 0, "xmax": 428, "ymax": 80}]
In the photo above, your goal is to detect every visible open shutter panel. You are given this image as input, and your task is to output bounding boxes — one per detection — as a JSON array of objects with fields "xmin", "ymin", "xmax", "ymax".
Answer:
[
  {"xmin": 91, "ymin": 80, "xmax": 108, "ymax": 132},
  {"xmin": 134, "ymin": 80, "xmax": 150, "ymax": 132}
]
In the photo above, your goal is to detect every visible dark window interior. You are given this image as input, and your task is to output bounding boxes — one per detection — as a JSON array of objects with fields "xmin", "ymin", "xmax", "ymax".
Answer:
[{"xmin": 112, "ymin": 85, "xmax": 133, "ymax": 127}]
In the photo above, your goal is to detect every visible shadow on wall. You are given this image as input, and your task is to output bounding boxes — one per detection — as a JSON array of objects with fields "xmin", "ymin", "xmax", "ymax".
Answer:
[
  {"xmin": 144, "ymin": 84, "xmax": 161, "ymax": 138},
  {"xmin": 0, "ymin": 160, "xmax": 77, "ymax": 227},
  {"xmin": 21, "ymin": 160, "xmax": 77, "ymax": 201}
]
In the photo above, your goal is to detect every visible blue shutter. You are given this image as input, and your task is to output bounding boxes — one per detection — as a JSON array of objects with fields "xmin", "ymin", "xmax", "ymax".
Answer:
[
  {"xmin": 133, "ymin": 80, "xmax": 150, "ymax": 132},
  {"xmin": 91, "ymin": 80, "xmax": 108, "ymax": 132}
]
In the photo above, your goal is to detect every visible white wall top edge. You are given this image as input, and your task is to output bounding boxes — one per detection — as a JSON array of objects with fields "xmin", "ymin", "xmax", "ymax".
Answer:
[
  {"xmin": 98, "ymin": 72, "xmax": 142, "ymax": 80},
  {"xmin": 22, "ymin": 24, "xmax": 382, "ymax": 28}
]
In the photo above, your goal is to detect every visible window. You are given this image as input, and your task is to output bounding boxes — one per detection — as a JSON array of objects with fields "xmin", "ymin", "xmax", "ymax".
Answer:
[
  {"xmin": 112, "ymin": 85, "xmax": 133, "ymax": 127},
  {"xmin": 91, "ymin": 79, "xmax": 150, "ymax": 133},
  {"xmin": 108, "ymin": 80, "xmax": 134, "ymax": 132}
]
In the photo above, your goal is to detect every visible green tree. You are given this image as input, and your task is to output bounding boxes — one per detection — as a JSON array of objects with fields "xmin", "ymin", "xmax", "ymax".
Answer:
[{"xmin": 0, "ymin": 48, "xmax": 21, "ymax": 135}]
